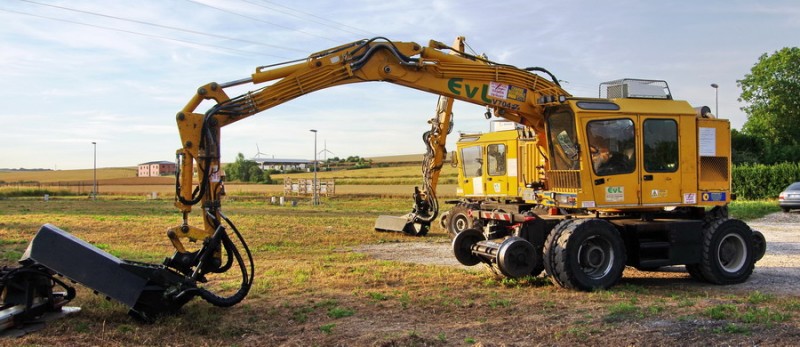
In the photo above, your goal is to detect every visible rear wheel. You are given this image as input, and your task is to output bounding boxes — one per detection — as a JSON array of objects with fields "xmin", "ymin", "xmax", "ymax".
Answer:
[
  {"xmin": 752, "ymin": 230, "xmax": 766, "ymax": 262},
  {"xmin": 782, "ymin": 207, "xmax": 790, "ymax": 213},
  {"xmin": 699, "ymin": 219, "xmax": 755, "ymax": 284},
  {"xmin": 549, "ymin": 219, "xmax": 626, "ymax": 291},
  {"xmin": 438, "ymin": 211, "xmax": 450, "ymax": 230},
  {"xmin": 447, "ymin": 205, "xmax": 481, "ymax": 237},
  {"xmin": 543, "ymin": 219, "xmax": 576, "ymax": 278},
  {"xmin": 685, "ymin": 264, "xmax": 706, "ymax": 282}
]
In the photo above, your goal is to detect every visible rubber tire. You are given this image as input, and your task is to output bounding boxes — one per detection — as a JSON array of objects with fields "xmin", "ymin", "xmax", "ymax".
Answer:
[
  {"xmin": 439, "ymin": 211, "xmax": 450, "ymax": 230},
  {"xmin": 782, "ymin": 207, "xmax": 790, "ymax": 213},
  {"xmin": 699, "ymin": 218, "xmax": 755, "ymax": 285},
  {"xmin": 447, "ymin": 205, "xmax": 480, "ymax": 238},
  {"xmin": 549, "ymin": 219, "xmax": 626, "ymax": 291},
  {"xmin": 685, "ymin": 264, "xmax": 706, "ymax": 282},
  {"xmin": 752, "ymin": 230, "xmax": 766, "ymax": 262},
  {"xmin": 703, "ymin": 205, "xmax": 729, "ymax": 228},
  {"xmin": 452, "ymin": 228, "xmax": 485, "ymax": 266},
  {"xmin": 529, "ymin": 246, "xmax": 545, "ymax": 277},
  {"xmin": 497, "ymin": 237, "xmax": 538, "ymax": 278},
  {"xmin": 543, "ymin": 219, "xmax": 577, "ymax": 278}
]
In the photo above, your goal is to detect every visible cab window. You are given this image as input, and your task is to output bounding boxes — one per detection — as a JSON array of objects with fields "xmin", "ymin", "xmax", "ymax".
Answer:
[
  {"xmin": 643, "ymin": 119, "xmax": 678, "ymax": 172},
  {"xmin": 461, "ymin": 145, "xmax": 482, "ymax": 178},
  {"xmin": 587, "ymin": 119, "xmax": 636, "ymax": 176},
  {"xmin": 547, "ymin": 111, "xmax": 580, "ymax": 170},
  {"xmin": 487, "ymin": 144, "xmax": 506, "ymax": 176}
]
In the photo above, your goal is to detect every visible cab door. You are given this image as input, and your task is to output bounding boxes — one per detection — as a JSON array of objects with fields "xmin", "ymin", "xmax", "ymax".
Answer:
[
  {"xmin": 584, "ymin": 117, "xmax": 641, "ymax": 207},
  {"xmin": 484, "ymin": 143, "xmax": 509, "ymax": 196},
  {"xmin": 459, "ymin": 145, "xmax": 483, "ymax": 196},
  {"xmin": 639, "ymin": 117, "xmax": 682, "ymax": 205}
]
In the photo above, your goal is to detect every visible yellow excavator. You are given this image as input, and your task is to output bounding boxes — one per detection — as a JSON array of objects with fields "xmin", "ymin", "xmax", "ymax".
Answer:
[{"xmin": 1, "ymin": 36, "xmax": 766, "ymax": 326}]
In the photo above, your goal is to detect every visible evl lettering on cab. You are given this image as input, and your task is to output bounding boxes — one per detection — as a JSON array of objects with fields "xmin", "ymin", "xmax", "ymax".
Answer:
[{"xmin": 447, "ymin": 78, "xmax": 520, "ymax": 111}]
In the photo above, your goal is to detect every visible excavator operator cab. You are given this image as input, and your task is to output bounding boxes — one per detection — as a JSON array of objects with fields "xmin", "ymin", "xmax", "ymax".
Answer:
[{"xmin": 540, "ymin": 78, "xmax": 731, "ymax": 211}]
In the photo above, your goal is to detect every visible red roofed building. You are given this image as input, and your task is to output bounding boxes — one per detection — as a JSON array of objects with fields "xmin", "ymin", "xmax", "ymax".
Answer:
[{"xmin": 138, "ymin": 161, "xmax": 177, "ymax": 177}]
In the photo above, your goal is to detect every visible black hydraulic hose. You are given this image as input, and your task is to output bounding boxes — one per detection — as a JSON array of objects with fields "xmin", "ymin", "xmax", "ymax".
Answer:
[
  {"xmin": 220, "ymin": 212, "xmax": 254, "ymax": 287},
  {"xmin": 1, "ymin": 265, "xmax": 77, "ymax": 301},
  {"xmin": 194, "ymin": 213, "xmax": 254, "ymax": 308},
  {"xmin": 524, "ymin": 67, "xmax": 561, "ymax": 87},
  {"xmin": 349, "ymin": 41, "xmax": 418, "ymax": 71}
]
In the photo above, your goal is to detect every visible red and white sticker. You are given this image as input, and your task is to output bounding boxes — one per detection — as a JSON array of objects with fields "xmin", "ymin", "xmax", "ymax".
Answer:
[{"xmin": 489, "ymin": 82, "xmax": 509, "ymax": 99}]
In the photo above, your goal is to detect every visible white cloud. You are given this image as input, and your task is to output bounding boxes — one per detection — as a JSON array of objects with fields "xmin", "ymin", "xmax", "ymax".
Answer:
[{"xmin": 0, "ymin": 0, "xmax": 798, "ymax": 169}]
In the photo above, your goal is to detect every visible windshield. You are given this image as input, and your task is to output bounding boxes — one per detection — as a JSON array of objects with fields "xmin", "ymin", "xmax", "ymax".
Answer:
[{"xmin": 547, "ymin": 111, "xmax": 579, "ymax": 170}]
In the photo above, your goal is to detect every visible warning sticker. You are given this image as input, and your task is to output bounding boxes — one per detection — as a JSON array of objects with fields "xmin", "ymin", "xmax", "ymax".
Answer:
[
  {"xmin": 683, "ymin": 193, "xmax": 697, "ymax": 204},
  {"xmin": 605, "ymin": 186, "xmax": 624, "ymax": 202},
  {"xmin": 650, "ymin": 189, "xmax": 667, "ymax": 198},
  {"xmin": 489, "ymin": 82, "xmax": 509, "ymax": 99},
  {"xmin": 507, "ymin": 85, "xmax": 527, "ymax": 102}
]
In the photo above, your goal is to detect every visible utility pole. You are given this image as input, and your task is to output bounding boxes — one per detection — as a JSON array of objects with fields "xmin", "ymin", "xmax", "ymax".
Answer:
[
  {"xmin": 710, "ymin": 83, "xmax": 719, "ymax": 116},
  {"xmin": 92, "ymin": 141, "xmax": 97, "ymax": 200},
  {"xmin": 310, "ymin": 129, "xmax": 318, "ymax": 206}
]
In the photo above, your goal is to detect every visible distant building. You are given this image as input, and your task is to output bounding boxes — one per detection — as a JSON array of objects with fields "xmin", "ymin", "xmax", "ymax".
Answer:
[
  {"xmin": 253, "ymin": 158, "xmax": 312, "ymax": 172},
  {"xmin": 138, "ymin": 161, "xmax": 177, "ymax": 177}
]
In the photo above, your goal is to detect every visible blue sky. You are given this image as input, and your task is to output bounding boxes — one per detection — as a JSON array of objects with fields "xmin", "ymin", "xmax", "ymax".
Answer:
[{"xmin": 1, "ymin": 0, "xmax": 798, "ymax": 170}]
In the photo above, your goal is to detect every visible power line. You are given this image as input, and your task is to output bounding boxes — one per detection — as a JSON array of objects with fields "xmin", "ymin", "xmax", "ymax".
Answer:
[
  {"xmin": 0, "ymin": 7, "xmax": 288, "ymax": 59},
  {"xmin": 184, "ymin": 0, "xmax": 340, "ymax": 43},
  {"xmin": 18, "ymin": 0, "xmax": 306, "ymax": 54},
  {"xmin": 240, "ymin": 0, "xmax": 375, "ymax": 37}
]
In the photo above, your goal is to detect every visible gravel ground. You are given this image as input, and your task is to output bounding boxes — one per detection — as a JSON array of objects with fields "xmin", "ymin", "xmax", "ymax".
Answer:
[{"xmin": 355, "ymin": 211, "xmax": 800, "ymax": 294}]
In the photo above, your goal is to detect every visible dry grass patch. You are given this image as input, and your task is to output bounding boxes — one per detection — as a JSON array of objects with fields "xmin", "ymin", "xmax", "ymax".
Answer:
[{"xmin": 0, "ymin": 197, "xmax": 798, "ymax": 346}]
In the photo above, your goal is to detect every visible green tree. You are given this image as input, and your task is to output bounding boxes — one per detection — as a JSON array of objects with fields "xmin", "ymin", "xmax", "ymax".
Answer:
[
  {"xmin": 738, "ymin": 47, "xmax": 800, "ymax": 163},
  {"xmin": 731, "ymin": 129, "xmax": 766, "ymax": 165},
  {"xmin": 225, "ymin": 153, "xmax": 267, "ymax": 183}
]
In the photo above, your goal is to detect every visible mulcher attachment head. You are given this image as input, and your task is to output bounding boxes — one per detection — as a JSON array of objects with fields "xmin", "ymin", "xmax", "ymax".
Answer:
[
  {"xmin": 374, "ymin": 214, "xmax": 429, "ymax": 236},
  {"xmin": 20, "ymin": 224, "xmax": 197, "ymax": 321}
]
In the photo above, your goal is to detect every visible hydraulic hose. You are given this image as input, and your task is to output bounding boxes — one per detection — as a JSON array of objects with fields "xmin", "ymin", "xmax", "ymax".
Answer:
[{"xmin": 192, "ymin": 212, "xmax": 254, "ymax": 308}]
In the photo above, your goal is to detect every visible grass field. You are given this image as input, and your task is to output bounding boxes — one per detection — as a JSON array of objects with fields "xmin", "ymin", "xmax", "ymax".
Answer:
[{"xmin": 0, "ymin": 196, "xmax": 794, "ymax": 346}]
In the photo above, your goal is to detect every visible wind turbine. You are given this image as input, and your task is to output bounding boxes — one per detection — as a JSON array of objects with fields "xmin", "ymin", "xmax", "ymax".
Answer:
[
  {"xmin": 318, "ymin": 140, "xmax": 335, "ymax": 170},
  {"xmin": 253, "ymin": 144, "xmax": 269, "ymax": 160},
  {"xmin": 253, "ymin": 144, "xmax": 270, "ymax": 170}
]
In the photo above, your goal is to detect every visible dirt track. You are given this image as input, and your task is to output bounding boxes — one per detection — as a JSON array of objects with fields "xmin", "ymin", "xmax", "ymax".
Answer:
[{"xmin": 355, "ymin": 212, "xmax": 800, "ymax": 294}]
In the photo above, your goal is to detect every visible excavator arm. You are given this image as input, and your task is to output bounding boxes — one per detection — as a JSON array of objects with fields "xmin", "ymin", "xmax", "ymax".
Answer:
[
  {"xmin": 1, "ymin": 37, "xmax": 570, "ymax": 327},
  {"xmin": 394, "ymin": 37, "xmax": 467, "ymax": 235},
  {"xmin": 166, "ymin": 37, "xmax": 570, "ymax": 303}
]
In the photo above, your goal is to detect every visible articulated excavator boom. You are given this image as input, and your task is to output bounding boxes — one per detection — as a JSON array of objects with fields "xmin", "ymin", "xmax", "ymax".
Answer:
[{"xmin": 2, "ymin": 37, "xmax": 569, "ymax": 329}]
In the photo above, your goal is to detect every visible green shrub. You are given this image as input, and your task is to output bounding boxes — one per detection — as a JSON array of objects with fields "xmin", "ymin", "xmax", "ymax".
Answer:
[{"xmin": 732, "ymin": 162, "xmax": 800, "ymax": 200}]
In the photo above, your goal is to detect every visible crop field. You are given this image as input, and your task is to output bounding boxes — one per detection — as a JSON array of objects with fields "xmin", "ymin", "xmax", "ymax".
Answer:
[
  {"xmin": 0, "ymin": 168, "xmax": 137, "ymax": 183},
  {"xmin": 0, "ymin": 196, "xmax": 798, "ymax": 346}
]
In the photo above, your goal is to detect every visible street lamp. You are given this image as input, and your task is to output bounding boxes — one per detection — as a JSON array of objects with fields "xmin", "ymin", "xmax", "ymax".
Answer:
[
  {"xmin": 92, "ymin": 141, "xmax": 97, "ymax": 200},
  {"xmin": 309, "ymin": 129, "xmax": 318, "ymax": 206},
  {"xmin": 710, "ymin": 83, "xmax": 719, "ymax": 116}
]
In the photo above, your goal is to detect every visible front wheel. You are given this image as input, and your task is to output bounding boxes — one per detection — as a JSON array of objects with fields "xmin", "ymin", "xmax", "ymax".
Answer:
[
  {"xmin": 699, "ymin": 219, "xmax": 755, "ymax": 285},
  {"xmin": 447, "ymin": 205, "xmax": 480, "ymax": 238},
  {"xmin": 548, "ymin": 219, "xmax": 626, "ymax": 291}
]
